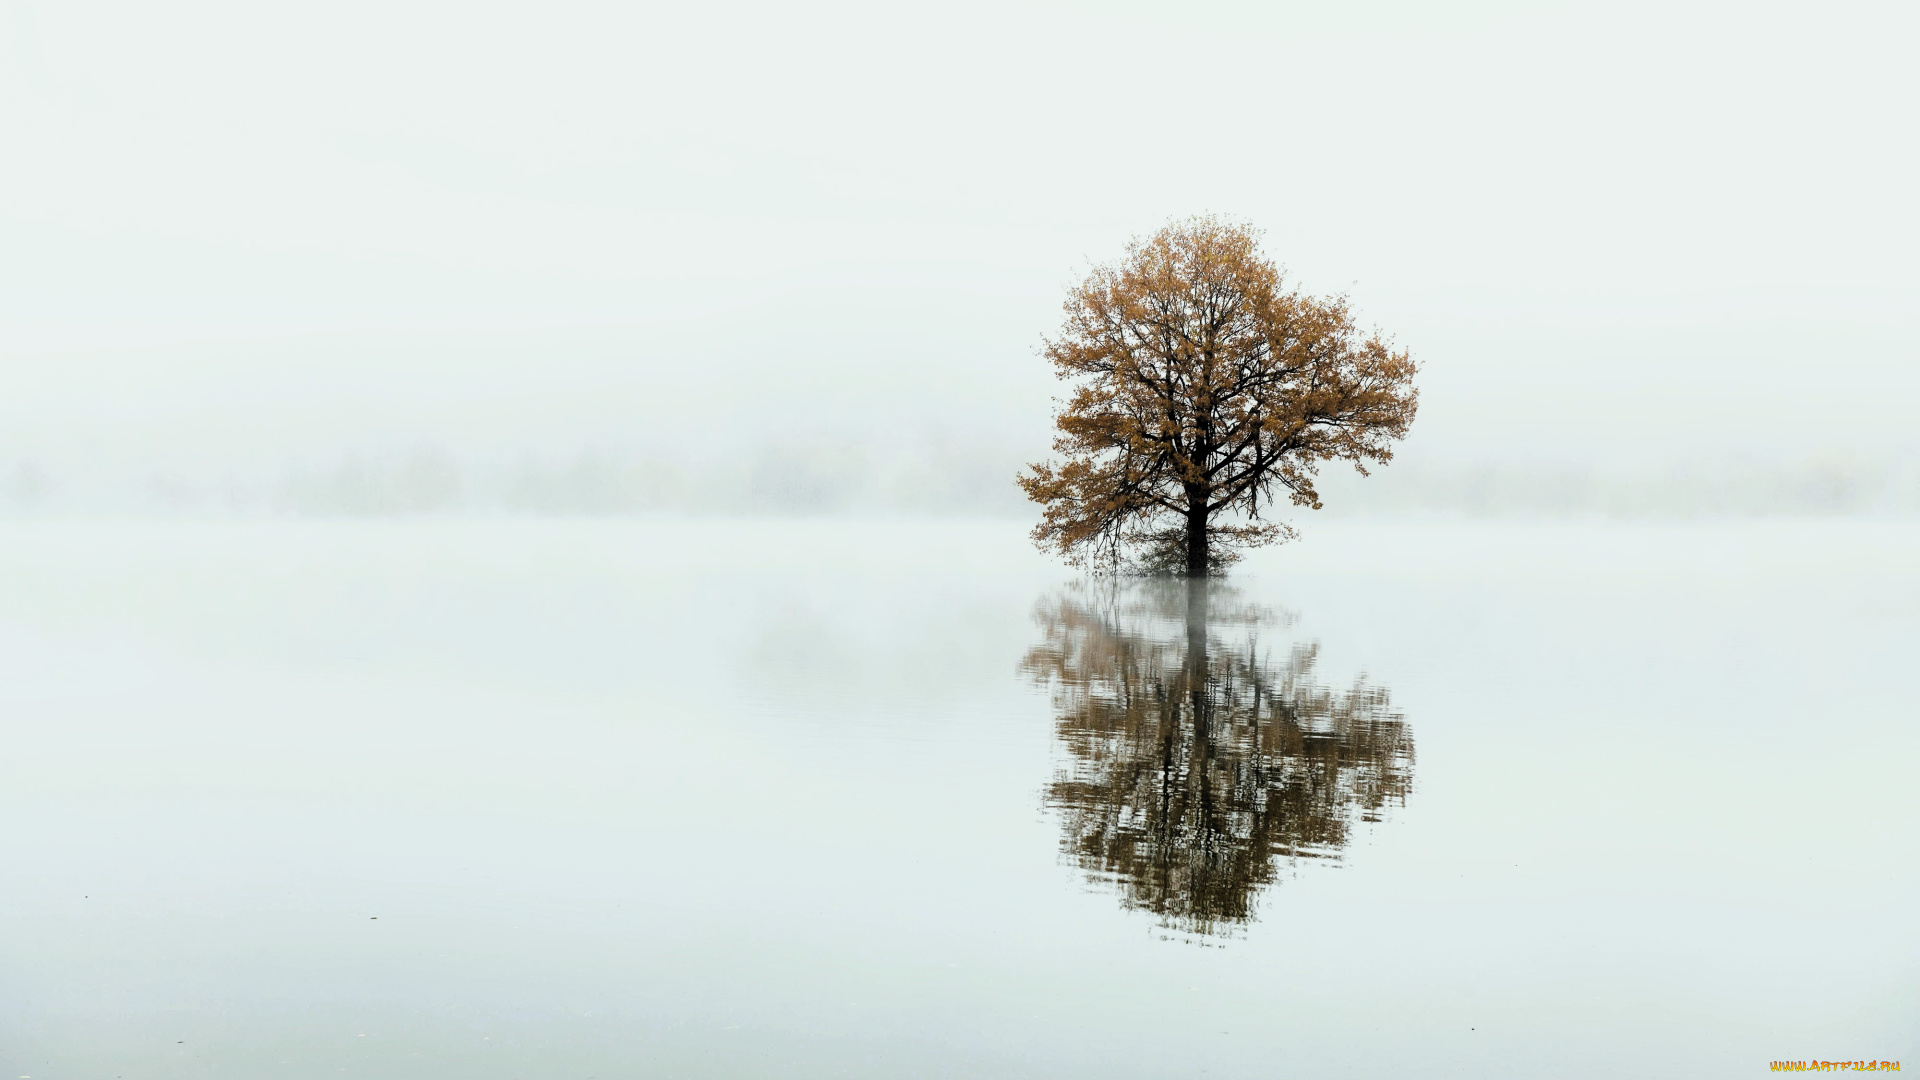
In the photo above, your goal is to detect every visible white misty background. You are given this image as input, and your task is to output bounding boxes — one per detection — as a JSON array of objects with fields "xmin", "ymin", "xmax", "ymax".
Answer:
[{"xmin": 2, "ymin": 0, "xmax": 1915, "ymax": 520}]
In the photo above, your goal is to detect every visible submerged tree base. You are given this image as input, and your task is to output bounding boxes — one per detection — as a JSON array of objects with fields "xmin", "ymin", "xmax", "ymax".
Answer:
[{"xmin": 1117, "ymin": 521, "xmax": 1298, "ymax": 578}]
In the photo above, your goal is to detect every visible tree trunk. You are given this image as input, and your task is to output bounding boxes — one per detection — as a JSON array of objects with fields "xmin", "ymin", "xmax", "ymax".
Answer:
[{"xmin": 1184, "ymin": 501, "xmax": 1208, "ymax": 578}]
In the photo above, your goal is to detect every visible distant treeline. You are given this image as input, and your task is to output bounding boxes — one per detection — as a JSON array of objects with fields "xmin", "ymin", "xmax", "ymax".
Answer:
[
  {"xmin": 1307, "ymin": 457, "xmax": 1920, "ymax": 519},
  {"xmin": 5, "ymin": 446, "xmax": 1919, "ymax": 519}
]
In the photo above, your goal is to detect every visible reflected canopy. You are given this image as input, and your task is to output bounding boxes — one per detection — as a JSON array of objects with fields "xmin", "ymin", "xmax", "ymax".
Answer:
[{"xmin": 1022, "ymin": 582, "xmax": 1414, "ymax": 937}]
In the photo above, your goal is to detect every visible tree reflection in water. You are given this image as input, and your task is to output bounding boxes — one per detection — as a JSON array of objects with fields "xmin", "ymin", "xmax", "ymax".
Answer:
[{"xmin": 1021, "ymin": 581, "xmax": 1414, "ymax": 938}]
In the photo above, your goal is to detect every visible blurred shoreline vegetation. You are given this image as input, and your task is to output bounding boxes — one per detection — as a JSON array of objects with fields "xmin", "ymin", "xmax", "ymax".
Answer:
[{"xmin": 3, "ymin": 447, "xmax": 1918, "ymax": 519}]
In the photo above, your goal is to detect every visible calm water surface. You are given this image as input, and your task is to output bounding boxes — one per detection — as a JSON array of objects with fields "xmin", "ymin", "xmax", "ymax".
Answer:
[{"xmin": 1, "ymin": 518, "xmax": 1914, "ymax": 1078}]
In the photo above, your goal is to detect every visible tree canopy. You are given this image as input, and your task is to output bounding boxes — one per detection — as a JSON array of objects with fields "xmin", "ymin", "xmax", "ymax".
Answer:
[{"xmin": 1019, "ymin": 217, "xmax": 1418, "ymax": 575}]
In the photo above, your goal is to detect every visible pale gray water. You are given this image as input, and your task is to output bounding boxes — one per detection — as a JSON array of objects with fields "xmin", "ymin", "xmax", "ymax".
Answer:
[{"xmin": 1, "ymin": 518, "xmax": 1914, "ymax": 1078}]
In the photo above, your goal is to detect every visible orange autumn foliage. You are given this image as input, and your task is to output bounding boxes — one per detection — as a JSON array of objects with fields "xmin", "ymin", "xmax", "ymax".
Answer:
[{"xmin": 1019, "ymin": 217, "xmax": 1418, "ymax": 575}]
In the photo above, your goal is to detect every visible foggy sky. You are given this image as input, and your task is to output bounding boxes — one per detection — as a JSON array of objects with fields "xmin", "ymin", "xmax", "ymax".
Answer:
[{"xmin": 2, "ymin": 0, "xmax": 1915, "ymax": 514}]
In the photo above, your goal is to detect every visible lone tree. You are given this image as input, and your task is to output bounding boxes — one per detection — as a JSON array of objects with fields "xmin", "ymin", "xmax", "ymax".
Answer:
[{"xmin": 1019, "ymin": 217, "xmax": 1418, "ymax": 575}]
